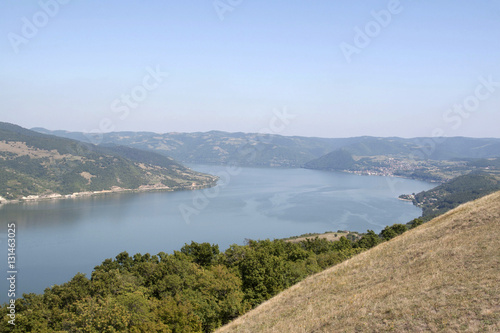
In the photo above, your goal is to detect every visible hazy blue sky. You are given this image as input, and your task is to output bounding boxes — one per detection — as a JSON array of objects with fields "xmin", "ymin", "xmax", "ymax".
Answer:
[{"xmin": 1, "ymin": 0, "xmax": 499, "ymax": 138}]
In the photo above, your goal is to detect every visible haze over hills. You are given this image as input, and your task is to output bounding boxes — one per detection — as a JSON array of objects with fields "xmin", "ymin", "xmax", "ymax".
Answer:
[
  {"xmin": 32, "ymin": 128, "xmax": 362, "ymax": 167},
  {"xmin": 217, "ymin": 191, "xmax": 500, "ymax": 332},
  {"xmin": 305, "ymin": 148, "xmax": 500, "ymax": 182},
  {"xmin": 0, "ymin": 122, "xmax": 216, "ymax": 201},
  {"xmin": 33, "ymin": 128, "xmax": 500, "ymax": 184},
  {"xmin": 5, "ymin": 122, "xmax": 500, "ymax": 200},
  {"xmin": 33, "ymin": 128, "xmax": 500, "ymax": 166}
]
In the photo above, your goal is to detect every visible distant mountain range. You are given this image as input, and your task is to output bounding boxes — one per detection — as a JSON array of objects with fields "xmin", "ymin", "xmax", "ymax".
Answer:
[
  {"xmin": 0, "ymin": 122, "xmax": 216, "ymax": 201},
  {"xmin": 32, "ymin": 128, "xmax": 500, "ymax": 168}
]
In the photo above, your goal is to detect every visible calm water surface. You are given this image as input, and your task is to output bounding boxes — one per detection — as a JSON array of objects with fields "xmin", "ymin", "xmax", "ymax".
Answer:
[{"xmin": 0, "ymin": 165, "xmax": 434, "ymax": 303}]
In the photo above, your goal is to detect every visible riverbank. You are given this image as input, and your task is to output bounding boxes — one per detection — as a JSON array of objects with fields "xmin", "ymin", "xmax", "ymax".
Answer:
[
  {"xmin": 0, "ymin": 179, "xmax": 218, "ymax": 205},
  {"xmin": 341, "ymin": 169, "xmax": 443, "ymax": 183}
]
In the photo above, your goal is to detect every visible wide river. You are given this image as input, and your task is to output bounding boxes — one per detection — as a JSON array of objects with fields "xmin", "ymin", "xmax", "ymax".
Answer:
[{"xmin": 0, "ymin": 165, "xmax": 433, "ymax": 304}]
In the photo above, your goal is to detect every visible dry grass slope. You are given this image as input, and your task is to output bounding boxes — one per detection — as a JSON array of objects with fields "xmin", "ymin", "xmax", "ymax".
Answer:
[
  {"xmin": 217, "ymin": 191, "xmax": 500, "ymax": 332},
  {"xmin": 285, "ymin": 232, "xmax": 350, "ymax": 244}
]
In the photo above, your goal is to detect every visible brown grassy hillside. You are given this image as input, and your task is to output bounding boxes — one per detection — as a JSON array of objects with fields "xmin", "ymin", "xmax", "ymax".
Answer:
[{"xmin": 217, "ymin": 191, "xmax": 500, "ymax": 332}]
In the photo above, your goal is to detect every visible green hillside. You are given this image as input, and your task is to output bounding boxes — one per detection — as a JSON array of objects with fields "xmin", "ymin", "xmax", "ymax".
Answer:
[
  {"xmin": 303, "ymin": 149, "xmax": 355, "ymax": 170},
  {"xmin": 410, "ymin": 173, "xmax": 500, "ymax": 220},
  {"xmin": 0, "ymin": 122, "xmax": 216, "ymax": 201}
]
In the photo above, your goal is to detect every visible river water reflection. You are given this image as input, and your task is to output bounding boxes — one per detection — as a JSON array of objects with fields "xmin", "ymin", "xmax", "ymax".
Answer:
[{"xmin": 0, "ymin": 165, "xmax": 434, "ymax": 303}]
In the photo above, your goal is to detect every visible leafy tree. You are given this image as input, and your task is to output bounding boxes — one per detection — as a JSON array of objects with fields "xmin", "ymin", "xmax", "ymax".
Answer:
[
  {"xmin": 407, "ymin": 218, "xmax": 423, "ymax": 229},
  {"xmin": 152, "ymin": 296, "xmax": 202, "ymax": 332},
  {"xmin": 354, "ymin": 230, "xmax": 381, "ymax": 249},
  {"xmin": 332, "ymin": 236, "xmax": 352, "ymax": 251},
  {"xmin": 300, "ymin": 237, "xmax": 332, "ymax": 254},
  {"xmin": 181, "ymin": 242, "xmax": 220, "ymax": 267},
  {"xmin": 65, "ymin": 296, "xmax": 132, "ymax": 332},
  {"xmin": 238, "ymin": 248, "xmax": 286, "ymax": 306},
  {"xmin": 380, "ymin": 224, "xmax": 407, "ymax": 241}
]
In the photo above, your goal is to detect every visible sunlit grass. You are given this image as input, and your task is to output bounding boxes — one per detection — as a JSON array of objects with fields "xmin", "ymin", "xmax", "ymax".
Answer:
[{"xmin": 217, "ymin": 191, "xmax": 500, "ymax": 332}]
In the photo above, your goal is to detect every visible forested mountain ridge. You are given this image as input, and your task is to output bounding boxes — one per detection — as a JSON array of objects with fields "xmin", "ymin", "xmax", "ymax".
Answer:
[
  {"xmin": 33, "ymin": 128, "xmax": 359, "ymax": 167},
  {"xmin": 33, "ymin": 128, "xmax": 500, "ymax": 168},
  {"xmin": 0, "ymin": 122, "xmax": 216, "ymax": 201}
]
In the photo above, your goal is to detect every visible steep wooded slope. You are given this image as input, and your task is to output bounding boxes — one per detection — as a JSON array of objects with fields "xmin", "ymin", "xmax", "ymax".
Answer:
[{"xmin": 0, "ymin": 122, "xmax": 216, "ymax": 200}]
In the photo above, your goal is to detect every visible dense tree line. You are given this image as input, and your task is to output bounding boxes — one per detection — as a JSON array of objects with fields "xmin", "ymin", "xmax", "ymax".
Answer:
[{"xmin": 0, "ymin": 222, "xmax": 423, "ymax": 333}]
